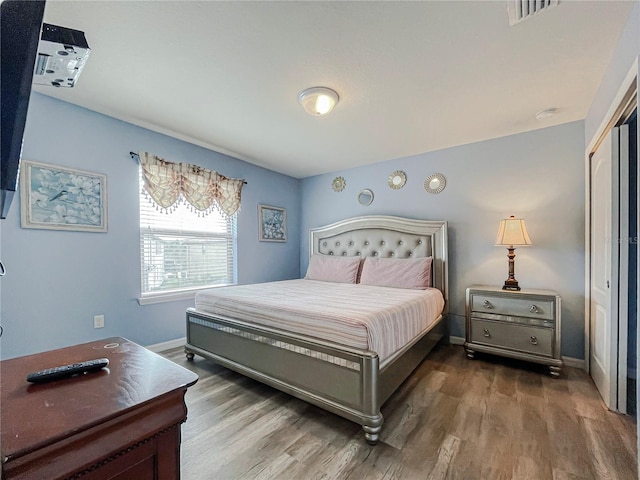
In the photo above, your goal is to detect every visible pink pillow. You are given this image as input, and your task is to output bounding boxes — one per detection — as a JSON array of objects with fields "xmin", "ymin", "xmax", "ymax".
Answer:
[
  {"xmin": 359, "ymin": 256, "xmax": 432, "ymax": 289},
  {"xmin": 305, "ymin": 255, "xmax": 361, "ymax": 284}
]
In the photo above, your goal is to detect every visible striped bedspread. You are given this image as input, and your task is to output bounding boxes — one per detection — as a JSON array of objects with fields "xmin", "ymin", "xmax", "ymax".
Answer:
[{"xmin": 194, "ymin": 279, "xmax": 445, "ymax": 363}]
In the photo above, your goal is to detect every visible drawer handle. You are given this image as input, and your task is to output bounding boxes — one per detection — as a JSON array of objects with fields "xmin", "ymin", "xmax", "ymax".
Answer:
[
  {"xmin": 482, "ymin": 300, "xmax": 493, "ymax": 309},
  {"xmin": 530, "ymin": 336, "xmax": 538, "ymax": 345},
  {"xmin": 529, "ymin": 304, "xmax": 540, "ymax": 314},
  {"xmin": 483, "ymin": 328, "xmax": 491, "ymax": 338}
]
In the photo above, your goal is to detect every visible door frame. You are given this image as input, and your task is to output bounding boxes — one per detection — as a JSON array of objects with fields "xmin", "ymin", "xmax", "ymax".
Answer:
[
  {"xmin": 618, "ymin": 123, "xmax": 631, "ymax": 414},
  {"xmin": 584, "ymin": 58, "xmax": 637, "ymax": 412}
]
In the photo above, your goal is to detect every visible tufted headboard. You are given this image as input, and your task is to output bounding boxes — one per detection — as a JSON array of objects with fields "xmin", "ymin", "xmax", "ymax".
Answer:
[{"xmin": 309, "ymin": 216, "xmax": 448, "ymax": 310}]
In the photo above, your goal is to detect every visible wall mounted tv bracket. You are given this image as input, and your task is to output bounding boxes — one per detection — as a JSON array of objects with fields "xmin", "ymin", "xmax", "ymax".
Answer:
[{"xmin": 33, "ymin": 23, "xmax": 90, "ymax": 88}]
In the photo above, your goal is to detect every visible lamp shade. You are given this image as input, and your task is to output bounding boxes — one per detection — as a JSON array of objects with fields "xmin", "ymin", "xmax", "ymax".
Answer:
[
  {"xmin": 298, "ymin": 87, "xmax": 339, "ymax": 116},
  {"xmin": 495, "ymin": 216, "xmax": 532, "ymax": 246}
]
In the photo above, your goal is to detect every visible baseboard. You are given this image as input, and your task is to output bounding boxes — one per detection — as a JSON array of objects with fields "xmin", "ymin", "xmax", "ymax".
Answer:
[
  {"xmin": 146, "ymin": 337, "xmax": 186, "ymax": 353},
  {"xmin": 562, "ymin": 356, "xmax": 585, "ymax": 370},
  {"xmin": 449, "ymin": 336, "xmax": 465, "ymax": 345}
]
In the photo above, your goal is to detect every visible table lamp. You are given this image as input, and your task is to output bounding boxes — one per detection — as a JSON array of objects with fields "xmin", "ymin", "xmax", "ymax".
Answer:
[{"xmin": 495, "ymin": 215, "xmax": 532, "ymax": 291}]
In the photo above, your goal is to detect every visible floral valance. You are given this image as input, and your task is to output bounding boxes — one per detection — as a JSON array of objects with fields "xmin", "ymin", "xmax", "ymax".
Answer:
[{"xmin": 139, "ymin": 152, "xmax": 244, "ymax": 217}]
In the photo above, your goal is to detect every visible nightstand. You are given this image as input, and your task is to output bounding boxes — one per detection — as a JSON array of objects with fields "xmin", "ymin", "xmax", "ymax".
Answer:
[{"xmin": 464, "ymin": 285, "xmax": 563, "ymax": 377}]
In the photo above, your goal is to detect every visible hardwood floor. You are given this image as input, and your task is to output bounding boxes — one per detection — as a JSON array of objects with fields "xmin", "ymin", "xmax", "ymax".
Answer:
[{"xmin": 162, "ymin": 344, "xmax": 638, "ymax": 480}]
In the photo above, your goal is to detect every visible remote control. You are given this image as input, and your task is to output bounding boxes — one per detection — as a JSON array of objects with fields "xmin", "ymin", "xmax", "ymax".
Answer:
[{"xmin": 26, "ymin": 358, "xmax": 109, "ymax": 384}]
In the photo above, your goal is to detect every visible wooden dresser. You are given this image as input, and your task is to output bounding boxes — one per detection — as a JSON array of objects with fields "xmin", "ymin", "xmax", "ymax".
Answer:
[
  {"xmin": 1, "ymin": 337, "xmax": 198, "ymax": 479},
  {"xmin": 464, "ymin": 285, "xmax": 563, "ymax": 377}
]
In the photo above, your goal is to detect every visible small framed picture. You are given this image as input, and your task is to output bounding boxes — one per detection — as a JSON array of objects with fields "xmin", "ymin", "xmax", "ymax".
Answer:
[
  {"xmin": 20, "ymin": 160, "xmax": 108, "ymax": 232},
  {"xmin": 258, "ymin": 204, "xmax": 286, "ymax": 242}
]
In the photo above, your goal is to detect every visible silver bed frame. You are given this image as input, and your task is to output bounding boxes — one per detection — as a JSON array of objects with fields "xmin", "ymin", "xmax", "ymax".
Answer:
[{"xmin": 185, "ymin": 215, "xmax": 448, "ymax": 444}]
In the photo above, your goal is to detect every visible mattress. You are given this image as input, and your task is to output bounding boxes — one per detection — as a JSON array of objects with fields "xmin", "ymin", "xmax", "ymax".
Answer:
[{"xmin": 194, "ymin": 279, "xmax": 445, "ymax": 364}]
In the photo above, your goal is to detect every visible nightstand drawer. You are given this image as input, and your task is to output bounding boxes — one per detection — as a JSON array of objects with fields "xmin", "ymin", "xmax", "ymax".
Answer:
[
  {"xmin": 470, "ymin": 318, "xmax": 553, "ymax": 357},
  {"xmin": 471, "ymin": 294, "xmax": 554, "ymax": 320}
]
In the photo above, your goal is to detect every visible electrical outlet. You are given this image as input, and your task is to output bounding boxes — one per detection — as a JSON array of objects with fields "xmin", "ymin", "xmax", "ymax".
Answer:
[{"xmin": 93, "ymin": 315, "xmax": 105, "ymax": 329}]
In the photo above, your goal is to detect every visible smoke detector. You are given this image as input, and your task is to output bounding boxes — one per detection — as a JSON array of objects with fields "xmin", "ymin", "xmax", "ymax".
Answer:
[
  {"xmin": 507, "ymin": 0, "xmax": 559, "ymax": 26},
  {"xmin": 33, "ymin": 23, "xmax": 90, "ymax": 88},
  {"xmin": 535, "ymin": 108, "xmax": 558, "ymax": 120}
]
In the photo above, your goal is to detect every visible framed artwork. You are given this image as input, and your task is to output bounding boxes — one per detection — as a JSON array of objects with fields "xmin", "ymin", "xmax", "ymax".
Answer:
[
  {"xmin": 258, "ymin": 204, "xmax": 286, "ymax": 242},
  {"xmin": 20, "ymin": 160, "xmax": 108, "ymax": 232}
]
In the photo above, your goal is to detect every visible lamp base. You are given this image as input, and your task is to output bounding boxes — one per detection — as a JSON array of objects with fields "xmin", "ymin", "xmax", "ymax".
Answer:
[
  {"xmin": 502, "ymin": 279, "xmax": 521, "ymax": 291},
  {"xmin": 502, "ymin": 247, "xmax": 521, "ymax": 290}
]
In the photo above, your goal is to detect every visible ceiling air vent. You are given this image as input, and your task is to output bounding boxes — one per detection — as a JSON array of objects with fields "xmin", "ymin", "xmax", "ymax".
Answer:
[{"xmin": 507, "ymin": 0, "xmax": 559, "ymax": 26}]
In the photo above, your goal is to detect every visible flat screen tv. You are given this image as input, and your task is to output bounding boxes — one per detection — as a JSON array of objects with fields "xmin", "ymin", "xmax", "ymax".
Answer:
[{"xmin": 1, "ymin": 0, "xmax": 46, "ymax": 219}]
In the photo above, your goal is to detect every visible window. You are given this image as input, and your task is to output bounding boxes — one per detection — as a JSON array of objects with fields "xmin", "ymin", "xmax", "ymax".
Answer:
[{"xmin": 139, "ymin": 170, "xmax": 236, "ymax": 302}]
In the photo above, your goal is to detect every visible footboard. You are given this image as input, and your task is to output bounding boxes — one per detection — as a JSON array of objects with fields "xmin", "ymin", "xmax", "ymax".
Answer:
[
  {"xmin": 185, "ymin": 308, "xmax": 446, "ymax": 444},
  {"xmin": 185, "ymin": 308, "xmax": 385, "ymax": 443}
]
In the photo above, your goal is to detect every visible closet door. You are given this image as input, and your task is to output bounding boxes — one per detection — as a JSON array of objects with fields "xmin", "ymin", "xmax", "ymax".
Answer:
[{"xmin": 589, "ymin": 125, "xmax": 628, "ymax": 410}]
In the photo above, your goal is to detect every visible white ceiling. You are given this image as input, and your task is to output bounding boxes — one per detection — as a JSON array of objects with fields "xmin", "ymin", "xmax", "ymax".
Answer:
[{"xmin": 36, "ymin": 1, "xmax": 634, "ymax": 178}]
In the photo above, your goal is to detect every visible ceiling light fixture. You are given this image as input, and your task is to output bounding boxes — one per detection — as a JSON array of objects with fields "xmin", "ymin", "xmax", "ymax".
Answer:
[
  {"xmin": 535, "ymin": 108, "xmax": 557, "ymax": 120},
  {"xmin": 298, "ymin": 87, "xmax": 339, "ymax": 116}
]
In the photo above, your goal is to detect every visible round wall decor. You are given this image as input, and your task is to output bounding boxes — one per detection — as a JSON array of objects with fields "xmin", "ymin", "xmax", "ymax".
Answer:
[
  {"xmin": 388, "ymin": 170, "xmax": 407, "ymax": 190},
  {"xmin": 424, "ymin": 173, "xmax": 446, "ymax": 194},
  {"xmin": 332, "ymin": 176, "xmax": 346, "ymax": 192},
  {"xmin": 357, "ymin": 189, "xmax": 374, "ymax": 206}
]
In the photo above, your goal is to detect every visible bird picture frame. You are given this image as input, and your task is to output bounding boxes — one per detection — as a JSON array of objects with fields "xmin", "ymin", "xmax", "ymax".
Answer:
[{"xmin": 20, "ymin": 160, "xmax": 108, "ymax": 232}]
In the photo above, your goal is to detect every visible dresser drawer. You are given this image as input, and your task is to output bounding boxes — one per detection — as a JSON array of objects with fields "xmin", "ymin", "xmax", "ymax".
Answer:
[
  {"xmin": 470, "ymin": 318, "xmax": 553, "ymax": 357},
  {"xmin": 471, "ymin": 294, "xmax": 554, "ymax": 320}
]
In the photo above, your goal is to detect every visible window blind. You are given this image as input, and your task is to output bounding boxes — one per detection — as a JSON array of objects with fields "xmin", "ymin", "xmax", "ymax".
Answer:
[{"xmin": 139, "ymin": 169, "xmax": 236, "ymax": 296}]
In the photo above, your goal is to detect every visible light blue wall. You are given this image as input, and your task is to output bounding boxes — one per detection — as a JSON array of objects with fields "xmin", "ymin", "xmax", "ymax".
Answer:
[
  {"xmin": 0, "ymin": 93, "xmax": 301, "ymax": 359},
  {"xmin": 301, "ymin": 121, "xmax": 586, "ymax": 360}
]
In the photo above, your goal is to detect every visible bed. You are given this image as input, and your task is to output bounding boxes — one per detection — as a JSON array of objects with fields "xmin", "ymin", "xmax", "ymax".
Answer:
[{"xmin": 185, "ymin": 215, "xmax": 448, "ymax": 444}]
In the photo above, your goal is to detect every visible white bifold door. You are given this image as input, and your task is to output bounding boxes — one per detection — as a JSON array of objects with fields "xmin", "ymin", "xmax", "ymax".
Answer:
[{"xmin": 589, "ymin": 125, "xmax": 629, "ymax": 411}]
